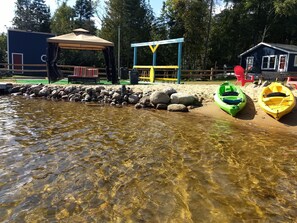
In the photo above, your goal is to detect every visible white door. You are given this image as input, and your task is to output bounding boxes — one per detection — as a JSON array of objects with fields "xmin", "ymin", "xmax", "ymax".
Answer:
[
  {"xmin": 278, "ymin": 55, "xmax": 288, "ymax": 72},
  {"xmin": 246, "ymin": 57, "xmax": 254, "ymax": 70}
]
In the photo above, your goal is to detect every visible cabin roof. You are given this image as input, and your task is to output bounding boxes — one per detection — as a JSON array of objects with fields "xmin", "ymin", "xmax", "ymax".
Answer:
[{"xmin": 239, "ymin": 42, "xmax": 297, "ymax": 57}]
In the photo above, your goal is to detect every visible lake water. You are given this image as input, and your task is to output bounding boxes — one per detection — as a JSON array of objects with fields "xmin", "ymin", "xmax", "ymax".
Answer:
[{"xmin": 0, "ymin": 96, "xmax": 296, "ymax": 222}]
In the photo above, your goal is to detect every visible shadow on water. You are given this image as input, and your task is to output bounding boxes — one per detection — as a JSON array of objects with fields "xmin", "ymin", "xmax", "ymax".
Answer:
[{"xmin": 236, "ymin": 94, "xmax": 256, "ymax": 120}]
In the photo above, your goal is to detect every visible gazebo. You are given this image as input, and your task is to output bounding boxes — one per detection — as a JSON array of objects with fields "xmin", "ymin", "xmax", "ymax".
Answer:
[{"xmin": 46, "ymin": 28, "xmax": 117, "ymax": 84}]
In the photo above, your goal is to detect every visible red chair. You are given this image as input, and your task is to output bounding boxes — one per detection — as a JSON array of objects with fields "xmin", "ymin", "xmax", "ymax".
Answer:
[
  {"xmin": 287, "ymin": 76, "xmax": 297, "ymax": 89},
  {"xmin": 73, "ymin": 66, "xmax": 87, "ymax": 76},
  {"xmin": 234, "ymin": 65, "xmax": 254, "ymax": 86}
]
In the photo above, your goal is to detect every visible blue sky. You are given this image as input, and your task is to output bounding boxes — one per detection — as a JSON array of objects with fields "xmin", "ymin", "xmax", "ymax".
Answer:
[
  {"xmin": 0, "ymin": 0, "xmax": 165, "ymax": 33},
  {"xmin": 149, "ymin": 0, "xmax": 164, "ymax": 16}
]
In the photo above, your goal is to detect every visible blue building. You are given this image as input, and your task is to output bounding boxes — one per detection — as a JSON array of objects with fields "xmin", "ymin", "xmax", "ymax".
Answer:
[
  {"xmin": 239, "ymin": 42, "xmax": 297, "ymax": 79},
  {"xmin": 7, "ymin": 29, "xmax": 55, "ymax": 76}
]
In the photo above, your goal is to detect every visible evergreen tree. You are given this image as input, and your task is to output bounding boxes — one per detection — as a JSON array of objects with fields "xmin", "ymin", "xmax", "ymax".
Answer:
[
  {"xmin": 13, "ymin": 0, "xmax": 51, "ymax": 32},
  {"xmin": 0, "ymin": 33, "xmax": 7, "ymax": 63},
  {"xmin": 209, "ymin": 0, "xmax": 297, "ymax": 68},
  {"xmin": 51, "ymin": 2, "xmax": 75, "ymax": 35},
  {"xmin": 100, "ymin": 0, "xmax": 154, "ymax": 67},
  {"xmin": 30, "ymin": 0, "xmax": 51, "ymax": 32},
  {"xmin": 74, "ymin": 0, "xmax": 96, "ymax": 34},
  {"xmin": 160, "ymin": 0, "xmax": 209, "ymax": 69},
  {"xmin": 13, "ymin": 0, "xmax": 34, "ymax": 31},
  {"xmin": 150, "ymin": 2, "xmax": 174, "ymax": 66}
]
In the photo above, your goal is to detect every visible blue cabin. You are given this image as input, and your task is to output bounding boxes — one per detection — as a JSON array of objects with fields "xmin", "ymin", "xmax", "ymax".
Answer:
[
  {"xmin": 239, "ymin": 42, "xmax": 297, "ymax": 79},
  {"xmin": 7, "ymin": 29, "xmax": 55, "ymax": 76}
]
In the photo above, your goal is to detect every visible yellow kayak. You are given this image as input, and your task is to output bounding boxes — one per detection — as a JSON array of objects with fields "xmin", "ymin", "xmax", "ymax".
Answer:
[{"xmin": 258, "ymin": 82, "xmax": 296, "ymax": 120}]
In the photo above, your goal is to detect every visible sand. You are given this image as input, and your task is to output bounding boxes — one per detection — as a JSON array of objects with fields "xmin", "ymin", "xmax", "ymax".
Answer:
[{"xmin": 128, "ymin": 82, "xmax": 297, "ymax": 135}]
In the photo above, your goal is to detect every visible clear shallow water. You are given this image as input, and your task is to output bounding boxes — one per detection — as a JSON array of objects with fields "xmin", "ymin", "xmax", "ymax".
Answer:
[{"xmin": 0, "ymin": 96, "xmax": 296, "ymax": 222}]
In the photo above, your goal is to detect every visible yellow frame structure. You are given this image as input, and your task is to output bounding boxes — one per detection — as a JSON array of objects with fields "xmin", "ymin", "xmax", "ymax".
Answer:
[{"xmin": 131, "ymin": 38, "xmax": 184, "ymax": 84}]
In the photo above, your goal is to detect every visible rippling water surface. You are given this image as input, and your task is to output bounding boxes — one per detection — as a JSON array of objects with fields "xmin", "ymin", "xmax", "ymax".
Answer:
[{"xmin": 0, "ymin": 96, "xmax": 296, "ymax": 222}]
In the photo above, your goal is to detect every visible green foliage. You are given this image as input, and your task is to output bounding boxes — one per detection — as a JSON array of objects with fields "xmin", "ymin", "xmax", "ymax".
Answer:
[
  {"xmin": 13, "ymin": 0, "xmax": 34, "ymax": 31},
  {"xmin": 9, "ymin": 0, "xmax": 297, "ymax": 70},
  {"xmin": 13, "ymin": 0, "xmax": 51, "ymax": 32},
  {"xmin": 74, "ymin": 0, "xmax": 96, "ymax": 34},
  {"xmin": 158, "ymin": 0, "xmax": 209, "ymax": 69},
  {"xmin": 0, "ymin": 33, "xmax": 7, "ymax": 63},
  {"xmin": 100, "ymin": 0, "xmax": 154, "ymax": 67},
  {"xmin": 58, "ymin": 49, "xmax": 105, "ymax": 68},
  {"xmin": 30, "ymin": 0, "xmax": 51, "ymax": 32},
  {"xmin": 274, "ymin": 0, "xmax": 297, "ymax": 16},
  {"xmin": 51, "ymin": 2, "xmax": 75, "ymax": 35},
  {"xmin": 210, "ymin": 0, "xmax": 297, "ymax": 68}
]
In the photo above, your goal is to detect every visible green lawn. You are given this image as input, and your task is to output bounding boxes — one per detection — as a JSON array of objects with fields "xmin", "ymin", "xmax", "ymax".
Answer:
[
  {"xmin": 2, "ymin": 78, "xmax": 133, "ymax": 85},
  {"xmin": 1, "ymin": 75, "xmax": 236, "ymax": 85}
]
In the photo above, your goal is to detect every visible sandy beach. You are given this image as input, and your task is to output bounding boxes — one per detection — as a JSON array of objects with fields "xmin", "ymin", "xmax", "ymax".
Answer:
[{"xmin": 127, "ymin": 82, "xmax": 297, "ymax": 135}]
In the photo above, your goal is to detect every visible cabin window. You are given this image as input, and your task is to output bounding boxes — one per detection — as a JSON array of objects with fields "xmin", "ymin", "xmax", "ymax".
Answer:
[
  {"xmin": 279, "ymin": 55, "xmax": 286, "ymax": 70},
  {"xmin": 294, "ymin": 55, "xmax": 297, "ymax": 67},
  {"xmin": 246, "ymin": 57, "xmax": 254, "ymax": 70},
  {"xmin": 262, "ymin": 55, "xmax": 276, "ymax": 69}
]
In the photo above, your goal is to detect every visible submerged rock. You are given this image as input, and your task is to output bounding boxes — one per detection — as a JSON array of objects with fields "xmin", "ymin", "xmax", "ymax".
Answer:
[{"xmin": 167, "ymin": 104, "xmax": 189, "ymax": 112}]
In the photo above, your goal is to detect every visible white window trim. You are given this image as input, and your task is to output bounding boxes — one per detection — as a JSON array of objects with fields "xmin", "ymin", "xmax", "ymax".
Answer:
[
  {"xmin": 246, "ymin": 56, "xmax": 254, "ymax": 70},
  {"xmin": 261, "ymin": 55, "xmax": 277, "ymax": 70},
  {"xmin": 278, "ymin": 55, "xmax": 288, "ymax": 72},
  {"xmin": 294, "ymin": 55, "xmax": 297, "ymax": 67}
]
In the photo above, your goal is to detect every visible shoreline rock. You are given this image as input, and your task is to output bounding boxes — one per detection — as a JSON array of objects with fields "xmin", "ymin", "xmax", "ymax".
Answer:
[
  {"xmin": 8, "ymin": 83, "xmax": 203, "ymax": 112},
  {"xmin": 6, "ymin": 81, "xmax": 297, "ymax": 111}
]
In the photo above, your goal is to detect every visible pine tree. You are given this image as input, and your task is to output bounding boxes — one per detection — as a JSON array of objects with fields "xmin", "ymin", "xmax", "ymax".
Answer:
[
  {"xmin": 0, "ymin": 33, "xmax": 7, "ymax": 63},
  {"xmin": 31, "ymin": 0, "xmax": 51, "ymax": 32},
  {"xmin": 74, "ymin": 0, "xmax": 96, "ymax": 34},
  {"xmin": 160, "ymin": 0, "xmax": 209, "ymax": 69},
  {"xmin": 13, "ymin": 0, "xmax": 34, "ymax": 31},
  {"xmin": 51, "ymin": 2, "xmax": 75, "ymax": 35},
  {"xmin": 100, "ymin": 0, "xmax": 154, "ymax": 67},
  {"xmin": 13, "ymin": 0, "xmax": 51, "ymax": 32}
]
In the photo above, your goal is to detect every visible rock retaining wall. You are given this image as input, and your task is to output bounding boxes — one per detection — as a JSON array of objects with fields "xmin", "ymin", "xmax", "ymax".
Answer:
[{"xmin": 9, "ymin": 84, "xmax": 203, "ymax": 112}]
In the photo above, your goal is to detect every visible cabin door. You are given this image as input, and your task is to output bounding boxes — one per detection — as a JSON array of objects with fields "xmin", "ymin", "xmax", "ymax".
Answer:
[
  {"xmin": 246, "ymin": 57, "xmax": 254, "ymax": 70},
  {"xmin": 12, "ymin": 53, "xmax": 23, "ymax": 74},
  {"xmin": 278, "ymin": 55, "xmax": 288, "ymax": 72}
]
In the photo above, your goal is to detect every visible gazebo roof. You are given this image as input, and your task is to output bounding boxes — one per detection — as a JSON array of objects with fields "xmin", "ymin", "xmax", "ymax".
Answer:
[{"xmin": 47, "ymin": 28, "xmax": 114, "ymax": 50}]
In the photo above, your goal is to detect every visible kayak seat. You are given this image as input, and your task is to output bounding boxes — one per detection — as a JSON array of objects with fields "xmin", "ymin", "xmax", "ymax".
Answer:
[
  {"xmin": 222, "ymin": 91, "xmax": 239, "ymax": 96},
  {"xmin": 266, "ymin": 92, "xmax": 287, "ymax": 97},
  {"xmin": 223, "ymin": 98, "xmax": 242, "ymax": 105}
]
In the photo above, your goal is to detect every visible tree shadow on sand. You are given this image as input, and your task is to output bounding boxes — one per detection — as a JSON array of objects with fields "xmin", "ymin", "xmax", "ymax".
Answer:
[{"xmin": 235, "ymin": 95, "xmax": 256, "ymax": 120}]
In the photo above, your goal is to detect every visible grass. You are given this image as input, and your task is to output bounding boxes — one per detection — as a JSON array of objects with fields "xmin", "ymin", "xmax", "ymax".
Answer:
[
  {"xmin": 1, "ymin": 77, "xmax": 135, "ymax": 85},
  {"xmin": 1, "ymin": 75, "xmax": 237, "ymax": 86}
]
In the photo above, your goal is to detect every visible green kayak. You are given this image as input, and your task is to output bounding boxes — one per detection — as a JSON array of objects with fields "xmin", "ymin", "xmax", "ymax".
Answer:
[{"xmin": 214, "ymin": 81, "xmax": 247, "ymax": 116}]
